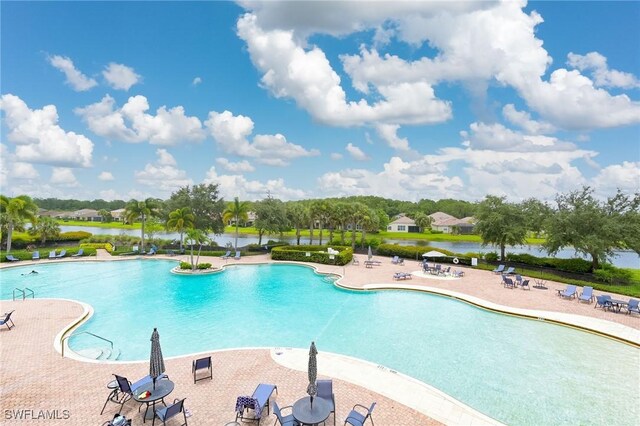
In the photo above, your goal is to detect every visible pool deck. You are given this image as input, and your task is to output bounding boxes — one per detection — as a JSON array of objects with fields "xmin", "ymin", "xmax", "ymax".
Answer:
[{"xmin": 1, "ymin": 252, "xmax": 639, "ymax": 425}]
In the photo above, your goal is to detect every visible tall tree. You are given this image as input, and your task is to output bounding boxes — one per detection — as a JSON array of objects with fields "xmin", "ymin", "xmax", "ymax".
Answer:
[
  {"xmin": 521, "ymin": 198, "xmax": 551, "ymax": 238},
  {"xmin": 124, "ymin": 198, "xmax": 161, "ymax": 252},
  {"xmin": 544, "ymin": 187, "xmax": 639, "ymax": 270},
  {"xmin": 348, "ymin": 202, "xmax": 369, "ymax": 250},
  {"xmin": 286, "ymin": 202, "xmax": 309, "ymax": 246},
  {"xmin": 1, "ymin": 195, "xmax": 39, "ymax": 253},
  {"xmin": 413, "ymin": 212, "xmax": 432, "ymax": 233},
  {"xmin": 223, "ymin": 197, "xmax": 250, "ymax": 250},
  {"xmin": 166, "ymin": 207, "xmax": 195, "ymax": 250},
  {"xmin": 310, "ymin": 200, "xmax": 330, "ymax": 245},
  {"xmin": 165, "ymin": 184, "xmax": 225, "ymax": 233},
  {"xmin": 98, "ymin": 209, "xmax": 113, "ymax": 222},
  {"xmin": 254, "ymin": 197, "xmax": 289, "ymax": 245},
  {"xmin": 28, "ymin": 216, "xmax": 60, "ymax": 245},
  {"xmin": 360, "ymin": 207, "xmax": 380, "ymax": 248},
  {"xmin": 185, "ymin": 228, "xmax": 207, "ymax": 270},
  {"xmin": 475, "ymin": 195, "xmax": 527, "ymax": 260}
]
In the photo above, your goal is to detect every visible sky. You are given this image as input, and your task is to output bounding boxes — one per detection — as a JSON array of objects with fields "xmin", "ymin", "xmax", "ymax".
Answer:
[{"xmin": 1, "ymin": 0, "xmax": 639, "ymax": 203}]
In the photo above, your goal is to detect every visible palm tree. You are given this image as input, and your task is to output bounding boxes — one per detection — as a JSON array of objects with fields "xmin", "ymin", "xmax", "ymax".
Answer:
[
  {"xmin": 28, "ymin": 216, "xmax": 60, "ymax": 244},
  {"xmin": 124, "ymin": 198, "xmax": 161, "ymax": 252},
  {"xmin": 186, "ymin": 228, "xmax": 207, "ymax": 270},
  {"xmin": 166, "ymin": 207, "xmax": 195, "ymax": 250},
  {"xmin": 286, "ymin": 202, "xmax": 309, "ymax": 246},
  {"xmin": 414, "ymin": 212, "xmax": 432, "ymax": 233},
  {"xmin": 1, "ymin": 195, "xmax": 38, "ymax": 253},
  {"xmin": 222, "ymin": 197, "xmax": 250, "ymax": 251},
  {"xmin": 348, "ymin": 202, "xmax": 369, "ymax": 250}
]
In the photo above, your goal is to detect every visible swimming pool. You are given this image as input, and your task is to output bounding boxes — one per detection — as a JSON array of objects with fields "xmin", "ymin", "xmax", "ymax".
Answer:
[{"xmin": 2, "ymin": 260, "xmax": 638, "ymax": 425}]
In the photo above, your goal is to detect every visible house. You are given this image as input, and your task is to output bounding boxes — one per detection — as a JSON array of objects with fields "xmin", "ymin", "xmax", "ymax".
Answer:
[
  {"xmin": 227, "ymin": 211, "xmax": 256, "ymax": 227},
  {"xmin": 70, "ymin": 208, "xmax": 102, "ymax": 222},
  {"xmin": 429, "ymin": 212, "xmax": 476, "ymax": 234},
  {"xmin": 110, "ymin": 208, "xmax": 126, "ymax": 221},
  {"xmin": 387, "ymin": 215, "xmax": 420, "ymax": 233}
]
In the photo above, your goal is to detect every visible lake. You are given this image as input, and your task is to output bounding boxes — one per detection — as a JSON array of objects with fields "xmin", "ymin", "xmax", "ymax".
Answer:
[{"xmin": 60, "ymin": 225, "xmax": 639, "ymax": 268}]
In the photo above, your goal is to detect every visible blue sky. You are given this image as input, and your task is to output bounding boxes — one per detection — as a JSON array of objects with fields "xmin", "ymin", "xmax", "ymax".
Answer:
[{"xmin": 1, "ymin": 1, "xmax": 639, "ymax": 203}]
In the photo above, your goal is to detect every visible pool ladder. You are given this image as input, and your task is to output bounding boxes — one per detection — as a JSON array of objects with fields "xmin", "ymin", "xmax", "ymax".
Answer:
[{"xmin": 12, "ymin": 287, "xmax": 34, "ymax": 301}]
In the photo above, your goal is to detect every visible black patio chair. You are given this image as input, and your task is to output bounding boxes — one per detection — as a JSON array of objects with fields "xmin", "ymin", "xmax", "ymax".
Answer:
[
  {"xmin": 192, "ymin": 356, "xmax": 212, "ymax": 384},
  {"xmin": 0, "ymin": 311, "xmax": 15, "ymax": 330},
  {"xmin": 153, "ymin": 398, "xmax": 187, "ymax": 426}
]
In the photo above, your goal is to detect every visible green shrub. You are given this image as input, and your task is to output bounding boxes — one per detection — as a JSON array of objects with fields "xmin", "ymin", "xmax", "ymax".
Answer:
[
  {"xmin": 54, "ymin": 231, "xmax": 92, "ymax": 241},
  {"xmin": 197, "ymin": 263, "xmax": 212, "ymax": 269},
  {"xmin": 593, "ymin": 268, "xmax": 632, "ymax": 284},
  {"xmin": 484, "ymin": 252, "xmax": 499, "ymax": 262},
  {"xmin": 271, "ymin": 245, "xmax": 352, "ymax": 265},
  {"xmin": 179, "ymin": 262, "xmax": 192, "ymax": 270}
]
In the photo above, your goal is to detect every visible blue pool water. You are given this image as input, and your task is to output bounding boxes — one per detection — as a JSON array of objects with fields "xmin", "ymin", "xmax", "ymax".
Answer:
[{"xmin": 2, "ymin": 260, "xmax": 638, "ymax": 425}]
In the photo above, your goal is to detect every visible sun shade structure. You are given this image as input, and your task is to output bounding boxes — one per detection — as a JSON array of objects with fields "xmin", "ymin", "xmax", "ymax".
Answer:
[
  {"xmin": 422, "ymin": 250, "xmax": 447, "ymax": 257},
  {"xmin": 307, "ymin": 341, "xmax": 318, "ymax": 407},
  {"xmin": 149, "ymin": 328, "xmax": 165, "ymax": 390}
]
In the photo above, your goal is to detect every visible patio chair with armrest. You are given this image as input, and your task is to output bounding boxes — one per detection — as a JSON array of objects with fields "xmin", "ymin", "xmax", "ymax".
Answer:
[
  {"xmin": 6, "ymin": 254, "xmax": 21, "ymax": 262},
  {"xmin": 557, "ymin": 285, "xmax": 577, "ymax": 299},
  {"xmin": 317, "ymin": 379, "xmax": 336, "ymax": 425},
  {"xmin": 71, "ymin": 249, "xmax": 84, "ymax": 257},
  {"xmin": 1, "ymin": 311, "xmax": 15, "ymax": 330},
  {"xmin": 272, "ymin": 401, "xmax": 299, "ymax": 426},
  {"xmin": 49, "ymin": 250, "xmax": 56, "ymax": 259},
  {"xmin": 594, "ymin": 295, "xmax": 612, "ymax": 310},
  {"xmin": 503, "ymin": 277, "xmax": 515, "ymax": 289},
  {"xmin": 221, "ymin": 250, "xmax": 231, "ymax": 259},
  {"xmin": 55, "ymin": 249, "xmax": 67, "ymax": 258},
  {"xmin": 578, "ymin": 286, "xmax": 594, "ymax": 303},
  {"xmin": 32, "ymin": 251, "xmax": 40, "ymax": 260},
  {"xmin": 624, "ymin": 299, "xmax": 639, "ymax": 315},
  {"xmin": 520, "ymin": 279, "xmax": 530, "ymax": 290},
  {"xmin": 344, "ymin": 402, "xmax": 376, "ymax": 426},
  {"xmin": 192, "ymin": 356, "xmax": 212, "ymax": 383},
  {"xmin": 391, "ymin": 256, "xmax": 403, "ymax": 265},
  {"xmin": 153, "ymin": 398, "xmax": 187, "ymax": 426},
  {"xmin": 515, "ymin": 274, "xmax": 523, "ymax": 285},
  {"xmin": 234, "ymin": 251, "xmax": 241, "ymax": 260}
]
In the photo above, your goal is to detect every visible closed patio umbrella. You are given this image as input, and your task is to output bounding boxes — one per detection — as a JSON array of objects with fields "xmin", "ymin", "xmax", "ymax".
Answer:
[
  {"xmin": 307, "ymin": 341, "xmax": 318, "ymax": 407},
  {"xmin": 149, "ymin": 328, "xmax": 165, "ymax": 390},
  {"xmin": 367, "ymin": 246, "xmax": 373, "ymax": 261}
]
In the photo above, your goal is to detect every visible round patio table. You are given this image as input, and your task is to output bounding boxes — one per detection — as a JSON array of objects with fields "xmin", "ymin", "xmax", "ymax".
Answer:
[
  {"xmin": 292, "ymin": 396, "xmax": 330, "ymax": 426},
  {"xmin": 133, "ymin": 379, "xmax": 175, "ymax": 423}
]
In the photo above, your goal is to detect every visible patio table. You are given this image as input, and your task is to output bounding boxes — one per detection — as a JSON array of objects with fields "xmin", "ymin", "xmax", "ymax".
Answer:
[
  {"xmin": 609, "ymin": 299, "xmax": 628, "ymax": 313},
  {"xmin": 292, "ymin": 396, "xmax": 330, "ymax": 426},
  {"xmin": 133, "ymin": 379, "xmax": 175, "ymax": 422}
]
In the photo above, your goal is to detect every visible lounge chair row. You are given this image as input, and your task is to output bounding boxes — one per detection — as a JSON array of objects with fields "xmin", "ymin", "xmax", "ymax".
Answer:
[
  {"xmin": 5, "ymin": 249, "xmax": 86, "ymax": 262},
  {"xmin": 221, "ymin": 250, "xmax": 242, "ymax": 260},
  {"xmin": 502, "ymin": 274, "xmax": 529, "ymax": 289},
  {"xmin": 556, "ymin": 285, "xmax": 640, "ymax": 314}
]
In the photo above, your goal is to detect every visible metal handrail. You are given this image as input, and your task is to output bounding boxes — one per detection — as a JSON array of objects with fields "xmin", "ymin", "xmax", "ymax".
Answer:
[
  {"xmin": 12, "ymin": 288, "xmax": 25, "ymax": 301},
  {"xmin": 24, "ymin": 288, "xmax": 35, "ymax": 299},
  {"xmin": 62, "ymin": 331, "xmax": 114, "ymax": 358}
]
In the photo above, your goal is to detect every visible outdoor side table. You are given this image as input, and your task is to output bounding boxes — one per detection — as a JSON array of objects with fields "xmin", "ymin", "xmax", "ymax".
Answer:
[
  {"xmin": 133, "ymin": 379, "xmax": 175, "ymax": 423},
  {"xmin": 292, "ymin": 396, "xmax": 330, "ymax": 426}
]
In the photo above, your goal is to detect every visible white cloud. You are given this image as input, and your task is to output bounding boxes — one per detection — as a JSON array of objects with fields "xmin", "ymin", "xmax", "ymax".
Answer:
[
  {"xmin": 345, "ymin": 143, "xmax": 369, "ymax": 161},
  {"xmin": 460, "ymin": 122, "xmax": 575, "ymax": 152},
  {"xmin": 204, "ymin": 166, "xmax": 306, "ymax": 201},
  {"xmin": 192, "ymin": 77, "xmax": 202, "ymax": 86},
  {"xmin": 216, "ymin": 158, "xmax": 255, "ymax": 172},
  {"xmin": 98, "ymin": 171, "xmax": 114, "ymax": 181},
  {"xmin": 567, "ymin": 52, "xmax": 640, "ymax": 89},
  {"xmin": 134, "ymin": 149, "xmax": 193, "ymax": 193},
  {"xmin": 236, "ymin": 13, "xmax": 452, "ymax": 127},
  {"xmin": 205, "ymin": 110, "xmax": 319, "ymax": 166},
  {"xmin": 12, "ymin": 162, "xmax": 40, "ymax": 180},
  {"xmin": 51, "ymin": 167, "xmax": 79, "ymax": 187},
  {"xmin": 375, "ymin": 123, "xmax": 410, "ymax": 150},
  {"xmin": 103, "ymin": 63, "xmax": 141, "ymax": 90},
  {"xmin": 47, "ymin": 55, "xmax": 97, "ymax": 91},
  {"xmin": 592, "ymin": 161, "xmax": 640, "ymax": 196},
  {"xmin": 330, "ymin": 152, "xmax": 343, "ymax": 160},
  {"xmin": 502, "ymin": 104, "xmax": 556, "ymax": 135},
  {"xmin": 98, "ymin": 189, "xmax": 122, "ymax": 201},
  {"xmin": 76, "ymin": 95, "xmax": 205, "ymax": 145},
  {"xmin": 0, "ymin": 94, "xmax": 93, "ymax": 167}
]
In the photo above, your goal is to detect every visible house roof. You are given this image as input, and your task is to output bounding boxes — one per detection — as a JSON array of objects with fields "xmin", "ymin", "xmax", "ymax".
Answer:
[
  {"xmin": 72, "ymin": 208, "xmax": 100, "ymax": 217},
  {"xmin": 428, "ymin": 211, "xmax": 457, "ymax": 225},
  {"xmin": 389, "ymin": 215, "xmax": 416, "ymax": 225}
]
